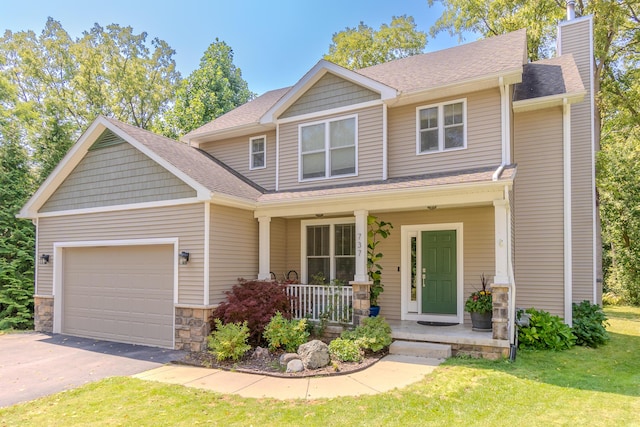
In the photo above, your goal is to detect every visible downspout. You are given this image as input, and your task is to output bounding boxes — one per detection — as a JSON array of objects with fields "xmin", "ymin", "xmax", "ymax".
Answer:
[
  {"xmin": 563, "ymin": 99, "xmax": 573, "ymax": 325},
  {"xmin": 382, "ymin": 103, "xmax": 388, "ymax": 181},
  {"xmin": 493, "ymin": 77, "xmax": 510, "ymax": 181},
  {"xmin": 275, "ymin": 122, "xmax": 280, "ymax": 191}
]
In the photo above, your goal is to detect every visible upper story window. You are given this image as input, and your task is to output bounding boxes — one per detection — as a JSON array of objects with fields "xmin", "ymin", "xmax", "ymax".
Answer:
[
  {"xmin": 416, "ymin": 100, "xmax": 466, "ymax": 154},
  {"xmin": 299, "ymin": 115, "xmax": 357, "ymax": 181},
  {"xmin": 250, "ymin": 135, "xmax": 266, "ymax": 170}
]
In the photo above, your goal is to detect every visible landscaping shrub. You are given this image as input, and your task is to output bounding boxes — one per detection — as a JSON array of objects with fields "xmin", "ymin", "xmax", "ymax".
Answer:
[
  {"xmin": 207, "ymin": 319, "xmax": 251, "ymax": 361},
  {"xmin": 602, "ymin": 291, "xmax": 622, "ymax": 306},
  {"xmin": 211, "ymin": 279, "xmax": 293, "ymax": 345},
  {"xmin": 329, "ymin": 337, "xmax": 363, "ymax": 362},
  {"xmin": 572, "ymin": 300, "xmax": 609, "ymax": 347},
  {"xmin": 341, "ymin": 316, "xmax": 392, "ymax": 352},
  {"xmin": 263, "ymin": 311, "xmax": 309, "ymax": 352},
  {"xmin": 517, "ymin": 308, "xmax": 576, "ymax": 351}
]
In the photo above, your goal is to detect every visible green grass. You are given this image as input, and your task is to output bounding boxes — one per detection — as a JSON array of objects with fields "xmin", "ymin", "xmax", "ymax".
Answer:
[{"xmin": 1, "ymin": 308, "xmax": 639, "ymax": 426}]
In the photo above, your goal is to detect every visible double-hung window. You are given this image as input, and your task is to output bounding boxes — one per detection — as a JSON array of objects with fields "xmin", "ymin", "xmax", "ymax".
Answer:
[
  {"xmin": 304, "ymin": 220, "xmax": 355, "ymax": 284},
  {"xmin": 249, "ymin": 135, "xmax": 266, "ymax": 169},
  {"xmin": 300, "ymin": 115, "xmax": 357, "ymax": 181},
  {"xmin": 416, "ymin": 100, "xmax": 466, "ymax": 154}
]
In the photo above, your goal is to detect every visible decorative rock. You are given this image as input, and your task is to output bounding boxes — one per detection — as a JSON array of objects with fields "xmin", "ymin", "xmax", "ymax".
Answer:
[
  {"xmin": 298, "ymin": 339, "xmax": 330, "ymax": 369},
  {"xmin": 279, "ymin": 352, "xmax": 300, "ymax": 367},
  {"xmin": 252, "ymin": 346, "xmax": 270, "ymax": 360},
  {"xmin": 286, "ymin": 359, "xmax": 304, "ymax": 373}
]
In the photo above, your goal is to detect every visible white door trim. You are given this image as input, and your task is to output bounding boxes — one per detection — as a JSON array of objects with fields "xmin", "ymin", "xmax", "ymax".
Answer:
[
  {"xmin": 52, "ymin": 238, "xmax": 179, "ymax": 348},
  {"xmin": 400, "ymin": 223, "xmax": 464, "ymax": 323}
]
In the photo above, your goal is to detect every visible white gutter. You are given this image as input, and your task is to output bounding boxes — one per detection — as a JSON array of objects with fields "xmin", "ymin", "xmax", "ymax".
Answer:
[
  {"xmin": 493, "ymin": 77, "xmax": 510, "ymax": 181},
  {"xmin": 382, "ymin": 103, "xmax": 388, "ymax": 181}
]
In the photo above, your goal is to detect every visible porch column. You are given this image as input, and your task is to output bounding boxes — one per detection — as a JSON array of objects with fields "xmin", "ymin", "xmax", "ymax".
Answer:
[
  {"xmin": 353, "ymin": 209, "xmax": 369, "ymax": 282},
  {"xmin": 493, "ymin": 200, "xmax": 510, "ymax": 284},
  {"xmin": 257, "ymin": 216, "xmax": 271, "ymax": 280}
]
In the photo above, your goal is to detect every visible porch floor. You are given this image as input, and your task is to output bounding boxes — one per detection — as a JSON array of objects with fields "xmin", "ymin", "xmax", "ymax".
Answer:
[{"xmin": 387, "ymin": 320, "xmax": 509, "ymax": 350}]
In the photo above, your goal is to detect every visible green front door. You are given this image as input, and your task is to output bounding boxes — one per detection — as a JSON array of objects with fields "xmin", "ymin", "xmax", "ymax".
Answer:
[{"xmin": 421, "ymin": 230, "xmax": 457, "ymax": 314}]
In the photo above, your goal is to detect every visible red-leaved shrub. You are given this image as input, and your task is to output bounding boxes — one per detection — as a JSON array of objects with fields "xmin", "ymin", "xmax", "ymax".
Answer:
[{"xmin": 211, "ymin": 279, "xmax": 293, "ymax": 345}]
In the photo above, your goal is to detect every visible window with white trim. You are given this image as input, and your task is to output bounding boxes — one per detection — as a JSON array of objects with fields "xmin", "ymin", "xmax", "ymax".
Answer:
[
  {"xmin": 416, "ymin": 100, "xmax": 466, "ymax": 154},
  {"xmin": 249, "ymin": 136, "xmax": 266, "ymax": 169},
  {"xmin": 304, "ymin": 220, "xmax": 355, "ymax": 283},
  {"xmin": 299, "ymin": 115, "xmax": 357, "ymax": 181}
]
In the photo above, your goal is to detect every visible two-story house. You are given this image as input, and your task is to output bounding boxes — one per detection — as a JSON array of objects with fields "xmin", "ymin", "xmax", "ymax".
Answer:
[{"xmin": 20, "ymin": 15, "xmax": 598, "ymax": 357}]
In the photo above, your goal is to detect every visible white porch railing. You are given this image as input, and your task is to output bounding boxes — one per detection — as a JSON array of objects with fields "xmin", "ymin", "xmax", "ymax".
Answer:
[{"xmin": 286, "ymin": 283, "xmax": 353, "ymax": 324}]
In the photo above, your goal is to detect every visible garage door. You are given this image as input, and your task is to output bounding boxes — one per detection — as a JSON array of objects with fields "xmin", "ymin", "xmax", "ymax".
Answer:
[{"xmin": 62, "ymin": 245, "xmax": 174, "ymax": 348}]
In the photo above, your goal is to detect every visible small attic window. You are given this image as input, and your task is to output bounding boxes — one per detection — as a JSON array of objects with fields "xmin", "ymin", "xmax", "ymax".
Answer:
[{"xmin": 89, "ymin": 130, "xmax": 125, "ymax": 151}]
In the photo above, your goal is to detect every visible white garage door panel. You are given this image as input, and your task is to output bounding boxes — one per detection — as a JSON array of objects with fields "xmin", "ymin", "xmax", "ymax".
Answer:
[{"xmin": 63, "ymin": 245, "xmax": 174, "ymax": 348}]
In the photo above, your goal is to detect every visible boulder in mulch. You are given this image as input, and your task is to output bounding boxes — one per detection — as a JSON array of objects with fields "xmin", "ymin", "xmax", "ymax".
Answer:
[
  {"xmin": 279, "ymin": 352, "xmax": 300, "ymax": 367},
  {"xmin": 298, "ymin": 340, "xmax": 330, "ymax": 369},
  {"xmin": 286, "ymin": 359, "xmax": 304, "ymax": 373}
]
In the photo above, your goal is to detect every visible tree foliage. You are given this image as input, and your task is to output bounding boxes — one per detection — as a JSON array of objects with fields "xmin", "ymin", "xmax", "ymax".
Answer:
[
  {"xmin": 324, "ymin": 15, "xmax": 427, "ymax": 70},
  {"xmin": 155, "ymin": 39, "xmax": 254, "ymax": 139},
  {"xmin": 430, "ymin": 0, "xmax": 640, "ymax": 305}
]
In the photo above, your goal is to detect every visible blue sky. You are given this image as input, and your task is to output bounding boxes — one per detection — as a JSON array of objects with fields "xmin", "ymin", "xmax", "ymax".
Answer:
[{"xmin": 1, "ymin": 0, "xmax": 474, "ymax": 95}]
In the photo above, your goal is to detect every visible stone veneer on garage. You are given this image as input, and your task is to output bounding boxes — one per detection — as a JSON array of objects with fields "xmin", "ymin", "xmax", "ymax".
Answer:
[{"xmin": 174, "ymin": 306, "xmax": 215, "ymax": 352}]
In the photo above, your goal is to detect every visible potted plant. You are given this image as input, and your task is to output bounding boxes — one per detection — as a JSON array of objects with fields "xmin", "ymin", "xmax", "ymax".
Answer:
[
  {"xmin": 367, "ymin": 215, "xmax": 393, "ymax": 316},
  {"xmin": 464, "ymin": 274, "xmax": 493, "ymax": 331}
]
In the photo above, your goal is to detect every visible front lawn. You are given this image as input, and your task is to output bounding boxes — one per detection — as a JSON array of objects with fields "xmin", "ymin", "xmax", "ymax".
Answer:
[{"xmin": 1, "ymin": 307, "xmax": 638, "ymax": 426}]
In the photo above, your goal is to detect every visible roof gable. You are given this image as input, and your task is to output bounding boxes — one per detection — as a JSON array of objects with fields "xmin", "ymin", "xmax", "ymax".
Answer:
[
  {"xmin": 260, "ymin": 60, "xmax": 397, "ymax": 124},
  {"xmin": 280, "ymin": 72, "xmax": 380, "ymax": 119},
  {"xmin": 19, "ymin": 116, "xmax": 264, "ymax": 218}
]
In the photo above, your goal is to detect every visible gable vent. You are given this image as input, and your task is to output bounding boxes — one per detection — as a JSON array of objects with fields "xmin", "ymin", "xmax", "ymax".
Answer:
[{"xmin": 89, "ymin": 129, "xmax": 125, "ymax": 151}]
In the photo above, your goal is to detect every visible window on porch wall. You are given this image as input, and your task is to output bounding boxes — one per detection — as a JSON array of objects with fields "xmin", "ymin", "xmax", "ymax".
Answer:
[{"xmin": 306, "ymin": 223, "xmax": 355, "ymax": 283}]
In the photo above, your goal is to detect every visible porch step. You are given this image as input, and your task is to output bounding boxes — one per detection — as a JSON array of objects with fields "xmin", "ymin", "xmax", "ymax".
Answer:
[{"xmin": 389, "ymin": 340, "xmax": 452, "ymax": 359}]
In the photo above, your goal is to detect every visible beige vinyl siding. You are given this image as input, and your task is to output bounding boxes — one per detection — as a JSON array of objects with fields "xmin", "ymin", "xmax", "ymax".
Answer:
[
  {"xmin": 387, "ymin": 88, "xmax": 502, "ymax": 178},
  {"xmin": 36, "ymin": 203, "xmax": 205, "ymax": 304},
  {"xmin": 278, "ymin": 105, "xmax": 383, "ymax": 190},
  {"xmin": 285, "ymin": 218, "xmax": 301, "ymax": 277},
  {"xmin": 289, "ymin": 208, "xmax": 493, "ymax": 321},
  {"xmin": 199, "ymin": 130, "xmax": 276, "ymax": 191},
  {"xmin": 41, "ymin": 141, "xmax": 195, "ymax": 212},
  {"xmin": 209, "ymin": 205, "xmax": 258, "ymax": 305},
  {"xmin": 270, "ymin": 217, "xmax": 287, "ymax": 280},
  {"xmin": 513, "ymin": 107, "xmax": 565, "ymax": 316},
  {"xmin": 560, "ymin": 20, "xmax": 595, "ymax": 303},
  {"xmin": 281, "ymin": 73, "xmax": 380, "ymax": 119}
]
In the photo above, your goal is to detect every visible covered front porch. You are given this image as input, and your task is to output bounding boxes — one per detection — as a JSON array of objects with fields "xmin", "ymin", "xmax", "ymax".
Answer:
[{"xmin": 254, "ymin": 167, "xmax": 517, "ymax": 357}]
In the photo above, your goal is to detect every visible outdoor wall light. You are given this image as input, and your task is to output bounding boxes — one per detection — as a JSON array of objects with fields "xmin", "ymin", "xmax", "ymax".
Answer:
[
  {"xmin": 39, "ymin": 254, "xmax": 50, "ymax": 265},
  {"xmin": 179, "ymin": 251, "xmax": 190, "ymax": 265}
]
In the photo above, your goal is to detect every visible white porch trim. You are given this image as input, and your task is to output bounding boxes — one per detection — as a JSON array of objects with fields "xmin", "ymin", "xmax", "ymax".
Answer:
[
  {"xmin": 257, "ymin": 216, "xmax": 272, "ymax": 280},
  {"xmin": 493, "ymin": 199, "xmax": 510, "ymax": 285},
  {"xmin": 353, "ymin": 210, "xmax": 369, "ymax": 283}
]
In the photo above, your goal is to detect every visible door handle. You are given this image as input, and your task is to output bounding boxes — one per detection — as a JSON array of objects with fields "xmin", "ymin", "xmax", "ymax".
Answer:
[{"xmin": 422, "ymin": 273, "xmax": 426, "ymax": 288}]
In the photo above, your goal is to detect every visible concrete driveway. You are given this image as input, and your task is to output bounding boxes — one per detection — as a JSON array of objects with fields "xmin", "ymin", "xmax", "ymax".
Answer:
[{"xmin": 0, "ymin": 332, "xmax": 186, "ymax": 407}]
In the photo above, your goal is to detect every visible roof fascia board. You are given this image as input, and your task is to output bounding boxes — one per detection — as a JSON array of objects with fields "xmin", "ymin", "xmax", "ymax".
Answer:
[
  {"xmin": 210, "ymin": 192, "xmax": 258, "ymax": 210},
  {"xmin": 255, "ymin": 179, "xmax": 512, "ymax": 218},
  {"xmin": 392, "ymin": 69, "xmax": 523, "ymax": 107},
  {"xmin": 32, "ymin": 198, "xmax": 203, "ymax": 219},
  {"xmin": 512, "ymin": 91, "xmax": 586, "ymax": 113},
  {"xmin": 261, "ymin": 60, "xmax": 397, "ymax": 124},
  {"xmin": 183, "ymin": 122, "xmax": 275, "ymax": 146}
]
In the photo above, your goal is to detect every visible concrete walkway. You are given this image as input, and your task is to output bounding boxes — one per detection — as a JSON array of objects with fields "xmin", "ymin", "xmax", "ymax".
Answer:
[{"xmin": 132, "ymin": 354, "xmax": 443, "ymax": 400}]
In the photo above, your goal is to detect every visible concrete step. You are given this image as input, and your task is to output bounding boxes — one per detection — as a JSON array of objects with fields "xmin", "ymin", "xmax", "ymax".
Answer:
[{"xmin": 389, "ymin": 340, "xmax": 452, "ymax": 359}]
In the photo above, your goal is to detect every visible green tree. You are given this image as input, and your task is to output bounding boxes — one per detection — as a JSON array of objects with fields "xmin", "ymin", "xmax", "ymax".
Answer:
[
  {"xmin": 324, "ymin": 15, "xmax": 427, "ymax": 70},
  {"xmin": 0, "ymin": 18, "xmax": 181, "ymax": 183},
  {"xmin": 430, "ymin": 0, "xmax": 640, "ymax": 304},
  {"xmin": 156, "ymin": 39, "xmax": 254, "ymax": 139},
  {"xmin": 0, "ymin": 109, "xmax": 35, "ymax": 329}
]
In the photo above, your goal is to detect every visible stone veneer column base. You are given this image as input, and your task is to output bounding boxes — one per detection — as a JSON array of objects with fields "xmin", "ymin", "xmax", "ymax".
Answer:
[
  {"xmin": 349, "ymin": 281, "xmax": 372, "ymax": 326},
  {"xmin": 490, "ymin": 284, "xmax": 510, "ymax": 341},
  {"xmin": 175, "ymin": 306, "xmax": 216, "ymax": 352},
  {"xmin": 34, "ymin": 295, "xmax": 54, "ymax": 333}
]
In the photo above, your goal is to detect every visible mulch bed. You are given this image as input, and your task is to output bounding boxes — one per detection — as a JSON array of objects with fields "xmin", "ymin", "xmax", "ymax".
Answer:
[{"xmin": 181, "ymin": 347, "xmax": 387, "ymax": 378}]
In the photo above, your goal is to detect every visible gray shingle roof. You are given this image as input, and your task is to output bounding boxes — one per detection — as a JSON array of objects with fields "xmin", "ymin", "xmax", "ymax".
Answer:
[
  {"xmin": 358, "ymin": 29, "xmax": 527, "ymax": 94},
  {"xmin": 184, "ymin": 87, "xmax": 289, "ymax": 139},
  {"xmin": 105, "ymin": 117, "xmax": 264, "ymax": 201},
  {"xmin": 513, "ymin": 54, "xmax": 585, "ymax": 101}
]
